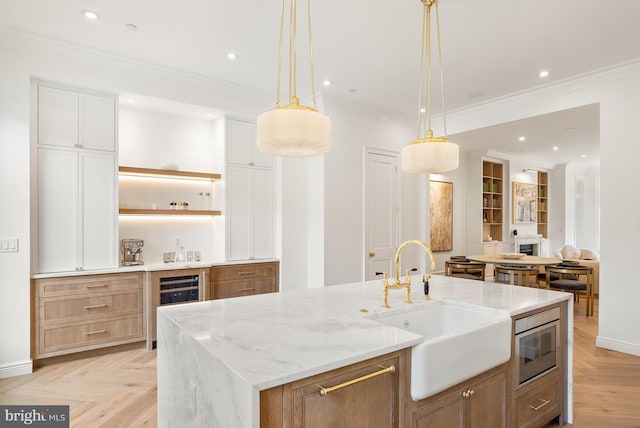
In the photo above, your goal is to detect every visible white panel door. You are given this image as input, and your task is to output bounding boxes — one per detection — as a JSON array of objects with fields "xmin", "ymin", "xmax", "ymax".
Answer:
[
  {"xmin": 79, "ymin": 93, "xmax": 115, "ymax": 151},
  {"xmin": 252, "ymin": 169, "xmax": 274, "ymax": 259},
  {"xmin": 38, "ymin": 148, "xmax": 79, "ymax": 272},
  {"xmin": 365, "ymin": 151, "xmax": 399, "ymax": 281},
  {"xmin": 80, "ymin": 152, "xmax": 116, "ymax": 270},
  {"xmin": 227, "ymin": 166, "xmax": 252, "ymax": 260},
  {"xmin": 227, "ymin": 119, "xmax": 253, "ymax": 165},
  {"xmin": 38, "ymin": 86, "xmax": 78, "ymax": 148}
]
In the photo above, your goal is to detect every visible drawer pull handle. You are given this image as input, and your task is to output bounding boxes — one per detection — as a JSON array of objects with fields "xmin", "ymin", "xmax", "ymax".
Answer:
[
  {"xmin": 85, "ymin": 284, "xmax": 108, "ymax": 289},
  {"xmin": 462, "ymin": 388, "xmax": 475, "ymax": 399},
  {"xmin": 237, "ymin": 287, "xmax": 256, "ymax": 292},
  {"xmin": 237, "ymin": 271, "xmax": 255, "ymax": 275},
  {"xmin": 84, "ymin": 329, "xmax": 107, "ymax": 336},
  {"xmin": 83, "ymin": 304, "xmax": 107, "ymax": 309},
  {"xmin": 529, "ymin": 398, "xmax": 551, "ymax": 411},
  {"xmin": 318, "ymin": 365, "xmax": 395, "ymax": 397}
]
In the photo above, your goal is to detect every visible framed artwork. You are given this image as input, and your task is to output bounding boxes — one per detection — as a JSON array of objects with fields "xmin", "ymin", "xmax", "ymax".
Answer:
[
  {"xmin": 512, "ymin": 182, "xmax": 537, "ymax": 223},
  {"xmin": 430, "ymin": 180, "xmax": 453, "ymax": 252}
]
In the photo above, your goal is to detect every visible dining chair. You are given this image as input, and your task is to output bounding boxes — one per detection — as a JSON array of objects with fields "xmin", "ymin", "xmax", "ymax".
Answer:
[
  {"xmin": 445, "ymin": 261, "xmax": 486, "ymax": 281},
  {"xmin": 545, "ymin": 265, "xmax": 594, "ymax": 316},
  {"xmin": 494, "ymin": 265, "xmax": 539, "ymax": 287}
]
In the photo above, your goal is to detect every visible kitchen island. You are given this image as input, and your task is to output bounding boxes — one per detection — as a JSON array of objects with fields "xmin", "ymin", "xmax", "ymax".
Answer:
[{"xmin": 157, "ymin": 275, "xmax": 573, "ymax": 427}]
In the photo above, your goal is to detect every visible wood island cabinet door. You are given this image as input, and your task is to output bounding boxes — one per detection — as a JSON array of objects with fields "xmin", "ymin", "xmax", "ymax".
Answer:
[{"xmin": 261, "ymin": 352, "xmax": 404, "ymax": 428}]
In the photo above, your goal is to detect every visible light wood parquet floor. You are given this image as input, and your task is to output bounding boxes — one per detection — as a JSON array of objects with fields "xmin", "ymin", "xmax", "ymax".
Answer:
[{"xmin": 1, "ymin": 297, "xmax": 639, "ymax": 427}]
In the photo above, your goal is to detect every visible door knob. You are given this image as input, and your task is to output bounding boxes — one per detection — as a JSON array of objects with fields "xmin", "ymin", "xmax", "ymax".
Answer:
[{"xmin": 369, "ymin": 252, "xmax": 376, "ymax": 257}]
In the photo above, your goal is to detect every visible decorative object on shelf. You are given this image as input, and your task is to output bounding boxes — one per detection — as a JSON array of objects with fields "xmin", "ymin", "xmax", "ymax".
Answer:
[
  {"xmin": 429, "ymin": 180, "xmax": 453, "ymax": 251},
  {"xmin": 512, "ymin": 182, "xmax": 537, "ymax": 224},
  {"xmin": 401, "ymin": 0, "xmax": 459, "ymax": 174},
  {"xmin": 256, "ymin": 0, "xmax": 331, "ymax": 157}
]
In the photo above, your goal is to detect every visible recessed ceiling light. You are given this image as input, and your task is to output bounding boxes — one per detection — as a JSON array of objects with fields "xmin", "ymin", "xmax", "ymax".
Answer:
[
  {"xmin": 518, "ymin": 136, "xmax": 526, "ymax": 142},
  {"xmin": 420, "ymin": 108, "xmax": 426, "ymax": 113},
  {"xmin": 82, "ymin": 10, "xmax": 100, "ymax": 20},
  {"xmin": 207, "ymin": 113, "xmax": 214, "ymax": 118},
  {"xmin": 581, "ymin": 154, "xmax": 587, "ymax": 158},
  {"xmin": 322, "ymin": 80, "xmax": 331, "ymax": 87},
  {"xmin": 227, "ymin": 52, "xmax": 237, "ymax": 60},
  {"xmin": 553, "ymin": 146, "xmax": 559, "ymax": 151},
  {"xmin": 539, "ymin": 70, "xmax": 550, "ymax": 78},
  {"xmin": 125, "ymin": 24, "xmax": 137, "ymax": 31},
  {"xmin": 128, "ymin": 98, "xmax": 134, "ymax": 104}
]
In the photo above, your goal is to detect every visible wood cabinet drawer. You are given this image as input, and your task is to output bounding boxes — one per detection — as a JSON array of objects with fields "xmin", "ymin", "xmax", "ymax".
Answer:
[
  {"xmin": 211, "ymin": 262, "xmax": 277, "ymax": 281},
  {"xmin": 37, "ymin": 273, "xmax": 143, "ymax": 296},
  {"xmin": 40, "ymin": 315, "xmax": 143, "ymax": 355},
  {"xmin": 213, "ymin": 278, "xmax": 276, "ymax": 299},
  {"xmin": 41, "ymin": 289, "xmax": 143, "ymax": 324},
  {"xmin": 515, "ymin": 372, "xmax": 561, "ymax": 428}
]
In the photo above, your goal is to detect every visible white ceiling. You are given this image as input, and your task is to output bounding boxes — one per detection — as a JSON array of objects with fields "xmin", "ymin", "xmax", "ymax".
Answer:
[{"xmin": 2, "ymin": 0, "xmax": 639, "ymax": 166}]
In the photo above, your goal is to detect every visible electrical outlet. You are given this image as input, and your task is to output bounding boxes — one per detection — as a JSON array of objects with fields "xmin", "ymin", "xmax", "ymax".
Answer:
[{"xmin": 188, "ymin": 380, "xmax": 197, "ymax": 413}]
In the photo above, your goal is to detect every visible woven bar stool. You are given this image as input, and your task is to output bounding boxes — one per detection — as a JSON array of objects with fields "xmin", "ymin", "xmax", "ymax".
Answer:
[
  {"xmin": 445, "ymin": 261, "xmax": 486, "ymax": 281},
  {"xmin": 545, "ymin": 265, "xmax": 594, "ymax": 316}
]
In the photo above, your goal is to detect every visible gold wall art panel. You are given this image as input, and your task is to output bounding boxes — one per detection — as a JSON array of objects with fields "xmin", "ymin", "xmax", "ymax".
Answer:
[{"xmin": 429, "ymin": 180, "xmax": 453, "ymax": 252}]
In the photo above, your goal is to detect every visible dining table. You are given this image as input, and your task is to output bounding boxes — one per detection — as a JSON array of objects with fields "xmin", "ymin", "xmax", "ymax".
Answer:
[{"xmin": 467, "ymin": 254, "xmax": 563, "ymax": 266}]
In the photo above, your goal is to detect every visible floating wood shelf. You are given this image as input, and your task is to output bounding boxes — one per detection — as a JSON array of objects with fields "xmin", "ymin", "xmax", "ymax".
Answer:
[
  {"xmin": 119, "ymin": 209, "xmax": 221, "ymax": 216},
  {"xmin": 118, "ymin": 166, "xmax": 221, "ymax": 181}
]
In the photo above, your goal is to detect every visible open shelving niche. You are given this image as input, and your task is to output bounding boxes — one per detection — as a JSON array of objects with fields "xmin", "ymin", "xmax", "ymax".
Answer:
[
  {"xmin": 482, "ymin": 160, "xmax": 504, "ymax": 242},
  {"xmin": 537, "ymin": 171, "xmax": 548, "ymax": 238},
  {"xmin": 118, "ymin": 166, "xmax": 222, "ymax": 216}
]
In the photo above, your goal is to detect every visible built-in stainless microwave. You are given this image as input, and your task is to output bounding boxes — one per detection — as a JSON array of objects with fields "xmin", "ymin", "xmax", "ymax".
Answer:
[{"xmin": 515, "ymin": 307, "xmax": 560, "ymax": 385}]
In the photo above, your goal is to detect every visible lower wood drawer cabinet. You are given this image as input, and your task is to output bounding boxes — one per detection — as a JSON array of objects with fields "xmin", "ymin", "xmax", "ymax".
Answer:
[
  {"xmin": 210, "ymin": 261, "xmax": 279, "ymax": 300},
  {"xmin": 32, "ymin": 272, "xmax": 145, "ymax": 359},
  {"xmin": 261, "ymin": 350, "xmax": 406, "ymax": 427},
  {"xmin": 514, "ymin": 370, "xmax": 562, "ymax": 428}
]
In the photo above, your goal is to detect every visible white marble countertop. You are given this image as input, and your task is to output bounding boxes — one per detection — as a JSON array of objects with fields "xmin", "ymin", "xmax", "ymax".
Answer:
[
  {"xmin": 159, "ymin": 274, "xmax": 570, "ymax": 390},
  {"xmin": 157, "ymin": 274, "xmax": 572, "ymax": 428},
  {"xmin": 31, "ymin": 258, "xmax": 279, "ymax": 279}
]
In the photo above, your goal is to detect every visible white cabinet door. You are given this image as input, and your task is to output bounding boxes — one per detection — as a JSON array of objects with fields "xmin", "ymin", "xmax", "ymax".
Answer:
[
  {"xmin": 227, "ymin": 119, "xmax": 272, "ymax": 168},
  {"xmin": 80, "ymin": 152, "xmax": 116, "ymax": 269},
  {"xmin": 37, "ymin": 148, "xmax": 117, "ymax": 273},
  {"xmin": 80, "ymin": 93, "xmax": 115, "ymax": 151},
  {"xmin": 37, "ymin": 148, "xmax": 79, "ymax": 272},
  {"xmin": 227, "ymin": 166, "xmax": 252, "ymax": 260},
  {"xmin": 38, "ymin": 86, "xmax": 79, "ymax": 148},
  {"xmin": 252, "ymin": 168, "xmax": 274, "ymax": 259},
  {"xmin": 227, "ymin": 166, "xmax": 274, "ymax": 260}
]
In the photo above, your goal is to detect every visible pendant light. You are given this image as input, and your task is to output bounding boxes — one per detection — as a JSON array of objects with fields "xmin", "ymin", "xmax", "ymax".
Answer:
[
  {"xmin": 256, "ymin": 0, "xmax": 331, "ymax": 157},
  {"xmin": 401, "ymin": 0, "xmax": 459, "ymax": 174}
]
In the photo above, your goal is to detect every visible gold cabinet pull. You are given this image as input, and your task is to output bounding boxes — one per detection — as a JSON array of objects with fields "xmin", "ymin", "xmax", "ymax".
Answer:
[
  {"xmin": 83, "ymin": 304, "xmax": 107, "ymax": 309},
  {"xmin": 369, "ymin": 252, "xmax": 376, "ymax": 257},
  {"xmin": 237, "ymin": 271, "xmax": 255, "ymax": 275},
  {"xmin": 529, "ymin": 398, "xmax": 550, "ymax": 411},
  {"xmin": 318, "ymin": 365, "xmax": 395, "ymax": 397},
  {"xmin": 84, "ymin": 329, "xmax": 107, "ymax": 335},
  {"xmin": 462, "ymin": 388, "xmax": 475, "ymax": 399},
  {"xmin": 237, "ymin": 287, "xmax": 256, "ymax": 292},
  {"xmin": 85, "ymin": 283, "xmax": 108, "ymax": 289}
]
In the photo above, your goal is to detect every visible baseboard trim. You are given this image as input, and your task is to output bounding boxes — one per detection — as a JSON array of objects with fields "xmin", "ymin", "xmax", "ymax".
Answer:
[
  {"xmin": 0, "ymin": 360, "xmax": 33, "ymax": 379},
  {"xmin": 596, "ymin": 336, "xmax": 640, "ymax": 357}
]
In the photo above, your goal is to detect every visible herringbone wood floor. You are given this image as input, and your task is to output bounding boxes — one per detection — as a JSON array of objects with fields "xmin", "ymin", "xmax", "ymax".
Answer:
[{"xmin": 1, "ymin": 297, "xmax": 639, "ymax": 427}]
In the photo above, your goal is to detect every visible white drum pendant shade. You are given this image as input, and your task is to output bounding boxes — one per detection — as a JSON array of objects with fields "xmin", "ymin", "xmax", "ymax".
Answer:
[
  {"xmin": 401, "ymin": 140, "xmax": 459, "ymax": 174},
  {"xmin": 257, "ymin": 107, "xmax": 331, "ymax": 157}
]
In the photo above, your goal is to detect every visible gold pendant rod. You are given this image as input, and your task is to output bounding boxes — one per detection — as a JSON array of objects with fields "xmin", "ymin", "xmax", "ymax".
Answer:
[
  {"xmin": 426, "ymin": 3, "xmax": 432, "ymax": 135},
  {"xmin": 417, "ymin": 2, "xmax": 427, "ymax": 139},
  {"xmin": 435, "ymin": 2, "xmax": 447, "ymax": 137},
  {"xmin": 307, "ymin": 0, "xmax": 318, "ymax": 109},
  {"xmin": 291, "ymin": 0, "xmax": 297, "ymax": 100},
  {"xmin": 276, "ymin": 0, "xmax": 286, "ymax": 106}
]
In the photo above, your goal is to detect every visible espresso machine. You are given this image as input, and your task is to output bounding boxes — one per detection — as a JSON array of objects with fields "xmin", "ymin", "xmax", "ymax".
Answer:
[{"xmin": 121, "ymin": 239, "xmax": 144, "ymax": 266}]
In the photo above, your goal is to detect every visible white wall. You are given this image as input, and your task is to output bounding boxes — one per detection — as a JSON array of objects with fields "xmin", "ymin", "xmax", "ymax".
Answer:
[
  {"xmin": 446, "ymin": 61, "xmax": 640, "ymax": 356},
  {"xmin": 0, "ymin": 31, "xmax": 274, "ymax": 376}
]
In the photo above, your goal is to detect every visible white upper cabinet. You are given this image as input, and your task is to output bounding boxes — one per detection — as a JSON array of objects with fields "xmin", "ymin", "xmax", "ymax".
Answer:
[
  {"xmin": 226, "ymin": 118, "xmax": 272, "ymax": 168},
  {"xmin": 38, "ymin": 86, "xmax": 79, "ymax": 148},
  {"xmin": 37, "ymin": 84, "xmax": 116, "ymax": 152},
  {"xmin": 79, "ymin": 93, "xmax": 116, "ymax": 151}
]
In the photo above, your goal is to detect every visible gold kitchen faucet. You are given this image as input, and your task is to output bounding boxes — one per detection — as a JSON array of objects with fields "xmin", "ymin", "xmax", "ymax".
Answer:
[{"xmin": 381, "ymin": 240, "xmax": 436, "ymax": 308}]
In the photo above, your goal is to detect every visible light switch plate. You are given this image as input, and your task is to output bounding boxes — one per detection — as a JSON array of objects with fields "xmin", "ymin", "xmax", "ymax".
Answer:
[{"xmin": 0, "ymin": 238, "xmax": 19, "ymax": 253}]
